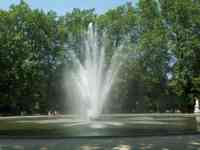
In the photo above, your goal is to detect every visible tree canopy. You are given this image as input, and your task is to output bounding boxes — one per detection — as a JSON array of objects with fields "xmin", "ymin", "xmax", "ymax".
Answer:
[{"xmin": 0, "ymin": 0, "xmax": 199, "ymax": 115}]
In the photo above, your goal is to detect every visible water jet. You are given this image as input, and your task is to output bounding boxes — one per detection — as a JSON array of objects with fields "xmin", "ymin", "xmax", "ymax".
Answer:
[{"xmin": 68, "ymin": 23, "xmax": 122, "ymax": 120}]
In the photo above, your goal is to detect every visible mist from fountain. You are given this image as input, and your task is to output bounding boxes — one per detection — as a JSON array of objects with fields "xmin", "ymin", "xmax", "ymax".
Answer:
[{"xmin": 69, "ymin": 23, "xmax": 123, "ymax": 119}]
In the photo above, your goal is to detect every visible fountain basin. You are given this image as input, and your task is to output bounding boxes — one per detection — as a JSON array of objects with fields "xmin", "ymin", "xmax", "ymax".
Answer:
[{"xmin": 0, "ymin": 114, "xmax": 200, "ymax": 138}]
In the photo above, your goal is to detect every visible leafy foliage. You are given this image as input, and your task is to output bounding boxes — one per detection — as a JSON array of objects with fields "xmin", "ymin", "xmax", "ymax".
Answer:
[{"xmin": 0, "ymin": 0, "xmax": 199, "ymax": 115}]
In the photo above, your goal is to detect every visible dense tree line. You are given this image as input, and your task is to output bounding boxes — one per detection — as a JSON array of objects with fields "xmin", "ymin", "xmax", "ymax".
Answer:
[{"xmin": 0, "ymin": 0, "xmax": 199, "ymax": 115}]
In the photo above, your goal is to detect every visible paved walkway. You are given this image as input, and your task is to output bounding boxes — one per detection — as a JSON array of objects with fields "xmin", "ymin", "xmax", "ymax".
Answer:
[{"xmin": 0, "ymin": 134, "xmax": 200, "ymax": 150}]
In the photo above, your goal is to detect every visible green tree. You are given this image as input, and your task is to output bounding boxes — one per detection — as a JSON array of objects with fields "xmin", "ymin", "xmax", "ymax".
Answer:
[{"xmin": 160, "ymin": 0, "xmax": 200, "ymax": 112}]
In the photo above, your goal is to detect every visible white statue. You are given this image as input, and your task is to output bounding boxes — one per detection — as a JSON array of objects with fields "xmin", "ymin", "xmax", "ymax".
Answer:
[{"xmin": 194, "ymin": 98, "xmax": 200, "ymax": 113}]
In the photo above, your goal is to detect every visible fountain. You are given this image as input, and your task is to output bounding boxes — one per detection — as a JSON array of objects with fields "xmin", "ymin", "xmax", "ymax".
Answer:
[{"xmin": 68, "ymin": 23, "xmax": 122, "ymax": 119}]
